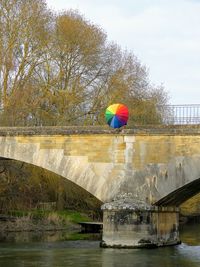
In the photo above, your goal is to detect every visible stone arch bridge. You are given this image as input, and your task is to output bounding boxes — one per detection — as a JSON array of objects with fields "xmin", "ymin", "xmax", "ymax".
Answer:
[
  {"xmin": 1, "ymin": 125, "xmax": 200, "ymax": 248},
  {"xmin": 1, "ymin": 126, "xmax": 200, "ymax": 205}
]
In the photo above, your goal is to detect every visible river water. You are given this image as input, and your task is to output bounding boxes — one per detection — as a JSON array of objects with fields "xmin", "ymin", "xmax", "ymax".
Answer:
[{"xmin": 0, "ymin": 223, "xmax": 199, "ymax": 267}]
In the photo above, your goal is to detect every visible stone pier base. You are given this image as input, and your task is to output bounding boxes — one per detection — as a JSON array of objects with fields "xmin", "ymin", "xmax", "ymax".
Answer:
[{"xmin": 101, "ymin": 198, "xmax": 180, "ymax": 248}]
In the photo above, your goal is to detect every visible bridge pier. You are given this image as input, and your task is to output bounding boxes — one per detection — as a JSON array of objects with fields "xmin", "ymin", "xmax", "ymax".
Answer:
[{"xmin": 100, "ymin": 197, "xmax": 180, "ymax": 248}]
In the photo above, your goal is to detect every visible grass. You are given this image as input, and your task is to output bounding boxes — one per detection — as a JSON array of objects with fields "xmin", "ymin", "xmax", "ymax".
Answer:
[
  {"xmin": 56, "ymin": 210, "xmax": 90, "ymax": 223},
  {"xmin": 6, "ymin": 209, "xmax": 91, "ymax": 224}
]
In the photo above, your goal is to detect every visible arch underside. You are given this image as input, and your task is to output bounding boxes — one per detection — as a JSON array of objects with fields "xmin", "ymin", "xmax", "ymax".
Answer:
[{"xmin": 154, "ymin": 178, "xmax": 200, "ymax": 206}]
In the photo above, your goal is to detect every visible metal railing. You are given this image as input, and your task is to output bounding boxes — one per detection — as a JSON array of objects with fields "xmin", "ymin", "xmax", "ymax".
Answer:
[
  {"xmin": 158, "ymin": 104, "xmax": 200, "ymax": 125},
  {"xmin": 0, "ymin": 105, "xmax": 200, "ymax": 126}
]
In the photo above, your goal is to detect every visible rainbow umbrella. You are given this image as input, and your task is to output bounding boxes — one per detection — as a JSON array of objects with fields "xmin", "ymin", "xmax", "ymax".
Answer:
[{"xmin": 105, "ymin": 104, "xmax": 129, "ymax": 128}]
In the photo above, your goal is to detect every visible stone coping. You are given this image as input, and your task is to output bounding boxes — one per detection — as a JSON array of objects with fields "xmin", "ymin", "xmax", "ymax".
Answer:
[{"xmin": 0, "ymin": 125, "xmax": 199, "ymax": 136}]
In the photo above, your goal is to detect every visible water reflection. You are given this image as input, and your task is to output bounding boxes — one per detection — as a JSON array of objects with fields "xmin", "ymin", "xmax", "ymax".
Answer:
[
  {"xmin": 0, "ymin": 223, "xmax": 199, "ymax": 267},
  {"xmin": 0, "ymin": 230, "xmax": 101, "ymax": 243},
  {"xmin": 180, "ymin": 223, "xmax": 200, "ymax": 245},
  {"xmin": 101, "ymin": 245, "xmax": 200, "ymax": 267}
]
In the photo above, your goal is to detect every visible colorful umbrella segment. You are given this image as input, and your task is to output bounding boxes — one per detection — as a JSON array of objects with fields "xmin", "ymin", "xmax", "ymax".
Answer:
[{"xmin": 105, "ymin": 104, "xmax": 129, "ymax": 128}]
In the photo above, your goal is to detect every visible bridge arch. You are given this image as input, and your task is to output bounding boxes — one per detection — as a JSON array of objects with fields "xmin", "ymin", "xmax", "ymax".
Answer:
[
  {"xmin": 0, "ymin": 134, "xmax": 123, "ymax": 202},
  {"xmin": 154, "ymin": 177, "xmax": 200, "ymax": 206}
]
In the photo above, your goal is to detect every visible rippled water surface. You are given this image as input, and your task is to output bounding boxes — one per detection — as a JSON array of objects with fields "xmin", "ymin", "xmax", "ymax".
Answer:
[{"xmin": 0, "ymin": 223, "xmax": 199, "ymax": 267}]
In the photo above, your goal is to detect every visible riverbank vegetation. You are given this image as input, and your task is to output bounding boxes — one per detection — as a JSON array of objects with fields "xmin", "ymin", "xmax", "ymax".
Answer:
[{"xmin": 0, "ymin": 210, "xmax": 90, "ymax": 233}]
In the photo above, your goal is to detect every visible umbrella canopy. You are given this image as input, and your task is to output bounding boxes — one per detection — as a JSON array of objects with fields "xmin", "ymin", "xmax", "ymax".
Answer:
[{"xmin": 105, "ymin": 103, "xmax": 129, "ymax": 128}]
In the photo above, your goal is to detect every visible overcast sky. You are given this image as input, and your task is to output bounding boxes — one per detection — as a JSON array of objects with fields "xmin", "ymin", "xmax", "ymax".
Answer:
[{"xmin": 46, "ymin": 0, "xmax": 200, "ymax": 104}]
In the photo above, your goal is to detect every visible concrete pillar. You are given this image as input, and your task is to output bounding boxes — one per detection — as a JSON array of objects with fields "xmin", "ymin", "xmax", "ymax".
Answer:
[{"xmin": 100, "ymin": 197, "xmax": 180, "ymax": 248}]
